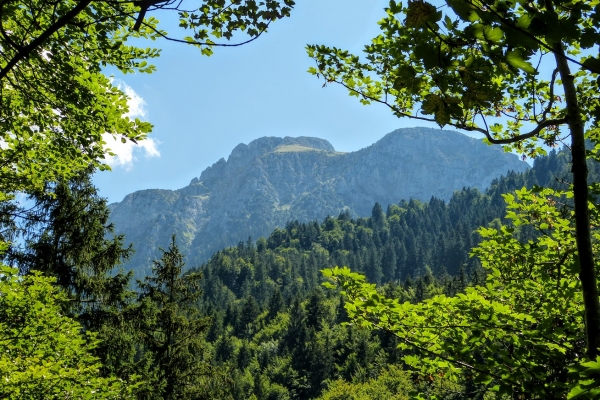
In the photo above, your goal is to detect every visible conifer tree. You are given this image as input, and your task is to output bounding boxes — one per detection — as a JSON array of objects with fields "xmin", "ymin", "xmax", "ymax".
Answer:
[
  {"xmin": 381, "ymin": 244, "xmax": 397, "ymax": 282},
  {"xmin": 370, "ymin": 202, "xmax": 386, "ymax": 230},
  {"xmin": 306, "ymin": 288, "xmax": 327, "ymax": 330},
  {"xmin": 267, "ymin": 289, "xmax": 285, "ymax": 320},
  {"xmin": 136, "ymin": 235, "xmax": 212, "ymax": 400},
  {"xmin": 237, "ymin": 296, "xmax": 261, "ymax": 339},
  {"xmin": 5, "ymin": 170, "xmax": 133, "ymax": 327}
]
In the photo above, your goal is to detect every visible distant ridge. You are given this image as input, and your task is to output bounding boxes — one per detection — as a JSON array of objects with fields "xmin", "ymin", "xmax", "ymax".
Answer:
[{"xmin": 109, "ymin": 127, "xmax": 528, "ymax": 277}]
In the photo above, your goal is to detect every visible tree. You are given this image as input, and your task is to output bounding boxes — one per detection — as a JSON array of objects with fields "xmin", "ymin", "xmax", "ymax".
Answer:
[
  {"xmin": 267, "ymin": 289, "xmax": 285, "ymax": 320},
  {"xmin": 0, "ymin": 170, "xmax": 141, "ymax": 381},
  {"xmin": 370, "ymin": 202, "xmax": 386, "ymax": 230},
  {"xmin": 318, "ymin": 364, "xmax": 459, "ymax": 400},
  {"xmin": 306, "ymin": 288, "xmax": 328, "ymax": 330},
  {"xmin": 0, "ymin": 266, "xmax": 135, "ymax": 399},
  {"xmin": 0, "ymin": 1, "xmax": 295, "ymax": 396},
  {"xmin": 0, "ymin": 3, "xmax": 293, "ymax": 389},
  {"xmin": 381, "ymin": 243, "xmax": 397, "ymax": 282},
  {"xmin": 237, "ymin": 295, "xmax": 261, "ymax": 338},
  {"xmin": 135, "ymin": 235, "xmax": 213, "ymax": 399},
  {"xmin": 0, "ymin": 0, "xmax": 294, "ymax": 201},
  {"xmin": 4, "ymin": 170, "xmax": 133, "ymax": 328},
  {"xmin": 308, "ymin": 0, "xmax": 600, "ymax": 358},
  {"xmin": 323, "ymin": 183, "xmax": 599, "ymax": 398}
]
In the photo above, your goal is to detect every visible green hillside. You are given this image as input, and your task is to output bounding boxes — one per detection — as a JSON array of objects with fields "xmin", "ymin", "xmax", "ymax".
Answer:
[{"xmin": 182, "ymin": 147, "xmax": 587, "ymax": 399}]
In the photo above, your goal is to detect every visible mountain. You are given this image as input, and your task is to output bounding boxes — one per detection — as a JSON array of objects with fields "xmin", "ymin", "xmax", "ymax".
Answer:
[{"xmin": 109, "ymin": 127, "xmax": 528, "ymax": 277}]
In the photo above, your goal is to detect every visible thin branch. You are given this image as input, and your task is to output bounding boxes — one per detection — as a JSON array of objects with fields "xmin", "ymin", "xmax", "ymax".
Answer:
[
  {"xmin": 326, "ymin": 76, "xmax": 568, "ymax": 144},
  {"xmin": 141, "ymin": 18, "xmax": 270, "ymax": 48},
  {"xmin": 328, "ymin": 79, "xmax": 439, "ymax": 124},
  {"xmin": 133, "ymin": 1, "xmax": 175, "ymax": 31},
  {"xmin": 542, "ymin": 68, "xmax": 559, "ymax": 122},
  {"xmin": 466, "ymin": 117, "xmax": 567, "ymax": 144},
  {"xmin": 531, "ymin": 53, "xmax": 545, "ymax": 118}
]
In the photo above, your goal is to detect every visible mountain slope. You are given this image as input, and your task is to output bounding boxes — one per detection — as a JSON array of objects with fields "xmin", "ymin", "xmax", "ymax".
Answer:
[{"xmin": 109, "ymin": 127, "xmax": 528, "ymax": 277}]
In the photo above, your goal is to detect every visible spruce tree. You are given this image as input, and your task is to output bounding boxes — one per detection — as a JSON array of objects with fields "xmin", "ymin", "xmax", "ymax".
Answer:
[
  {"xmin": 5, "ymin": 170, "xmax": 133, "ymax": 327},
  {"xmin": 267, "ymin": 289, "xmax": 285, "ymax": 321},
  {"xmin": 370, "ymin": 202, "xmax": 386, "ymax": 230},
  {"xmin": 381, "ymin": 244, "xmax": 397, "ymax": 282},
  {"xmin": 306, "ymin": 288, "xmax": 327, "ymax": 330},
  {"xmin": 237, "ymin": 296, "xmax": 261, "ymax": 339},
  {"xmin": 136, "ymin": 235, "xmax": 212, "ymax": 400}
]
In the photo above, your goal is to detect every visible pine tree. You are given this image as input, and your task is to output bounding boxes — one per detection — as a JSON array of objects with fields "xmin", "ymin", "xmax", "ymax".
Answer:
[
  {"xmin": 136, "ymin": 235, "xmax": 212, "ymax": 400},
  {"xmin": 381, "ymin": 243, "xmax": 397, "ymax": 282},
  {"xmin": 306, "ymin": 288, "xmax": 327, "ymax": 330},
  {"xmin": 1, "ymin": 170, "xmax": 138, "ymax": 380},
  {"xmin": 370, "ymin": 202, "xmax": 386, "ymax": 230},
  {"xmin": 237, "ymin": 296, "xmax": 260, "ymax": 339},
  {"xmin": 5, "ymin": 170, "xmax": 133, "ymax": 328},
  {"xmin": 267, "ymin": 289, "xmax": 284, "ymax": 321}
]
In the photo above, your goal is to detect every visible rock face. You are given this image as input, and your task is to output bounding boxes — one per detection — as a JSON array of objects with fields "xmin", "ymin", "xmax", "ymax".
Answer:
[{"xmin": 109, "ymin": 127, "xmax": 528, "ymax": 277}]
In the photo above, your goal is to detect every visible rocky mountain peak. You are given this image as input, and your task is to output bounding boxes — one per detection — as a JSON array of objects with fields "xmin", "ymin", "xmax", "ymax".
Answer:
[
  {"xmin": 192, "ymin": 136, "xmax": 334, "ymax": 186},
  {"xmin": 229, "ymin": 136, "xmax": 334, "ymax": 163},
  {"xmin": 110, "ymin": 127, "xmax": 529, "ymax": 277}
]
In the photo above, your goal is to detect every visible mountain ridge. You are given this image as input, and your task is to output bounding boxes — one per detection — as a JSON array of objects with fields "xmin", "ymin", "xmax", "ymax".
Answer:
[{"xmin": 109, "ymin": 127, "xmax": 529, "ymax": 277}]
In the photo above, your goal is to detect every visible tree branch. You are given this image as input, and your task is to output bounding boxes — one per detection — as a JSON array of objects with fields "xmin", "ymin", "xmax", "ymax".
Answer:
[
  {"xmin": 541, "ymin": 68, "xmax": 559, "ymax": 122},
  {"xmin": 141, "ymin": 17, "xmax": 271, "ymax": 48},
  {"xmin": 325, "ymin": 76, "xmax": 567, "ymax": 144},
  {"xmin": 465, "ymin": 0, "xmax": 600, "ymax": 74},
  {"xmin": 480, "ymin": 118, "xmax": 568, "ymax": 144},
  {"xmin": 0, "ymin": 0, "xmax": 93, "ymax": 81}
]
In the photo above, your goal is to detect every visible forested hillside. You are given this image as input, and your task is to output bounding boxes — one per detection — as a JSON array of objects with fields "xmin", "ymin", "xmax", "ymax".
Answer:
[
  {"xmin": 109, "ymin": 128, "xmax": 527, "ymax": 277},
  {"xmin": 197, "ymin": 147, "xmax": 574, "ymax": 309},
  {"xmin": 1, "ymin": 144, "xmax": 576, "ymax": 399},
  {"xmin": 180, "ymin": 147, "xmax": 588, "ymax": 399}
]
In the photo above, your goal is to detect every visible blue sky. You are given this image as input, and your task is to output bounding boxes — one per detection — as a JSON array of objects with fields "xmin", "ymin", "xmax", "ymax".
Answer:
[{"xmin": 93, "ymin": 1, "xmax": 442, "ymax": 203}]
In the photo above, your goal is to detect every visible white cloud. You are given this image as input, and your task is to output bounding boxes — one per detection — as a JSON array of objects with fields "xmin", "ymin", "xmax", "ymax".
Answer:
[
  {"xmin": 103, "ymin": 80, "xmax": 160, "ymax": 169},
  {"xmin": 103, "ymin": 133, "xmax": 160, "ymax": 170},
  {"xmin": 120, "ymin": 81, "xmax": 147, "ymax": 119}
]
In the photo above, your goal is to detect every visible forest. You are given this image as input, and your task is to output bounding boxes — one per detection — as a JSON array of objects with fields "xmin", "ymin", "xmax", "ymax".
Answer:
[{"xmin": 2, "ymin": 0, "xmax": 600, "ymax": 399}]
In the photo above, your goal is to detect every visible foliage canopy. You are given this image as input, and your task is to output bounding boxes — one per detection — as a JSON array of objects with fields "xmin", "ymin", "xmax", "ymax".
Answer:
[
  {"xmin": 0, "ymin": 0, "xmax": 294, "ymax": 199},
  {"xmin": 0, "ymin": 266, "xmax": 135, "ymax": 399},
  {"xmin": 309, "ymin": 0, "xmax": 600, "ymax": 360}
]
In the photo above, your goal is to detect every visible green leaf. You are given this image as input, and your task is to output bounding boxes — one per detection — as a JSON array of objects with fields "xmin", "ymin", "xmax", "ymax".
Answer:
[
  {"xmin": 484, "ymin": 26, "xmax": 503, "ymax": 43},
  {"xmin": 474, "ymin": 374, "xmax": 493, "ymax": 385},
  {"xmin": 516, "ymin": 14, "xmax": 532, "ymax": 29},
  {"xmin": 405, "ymin": 1, "xmax": 437, "ymax": 27},
  {"xmin": 583, "ymin": 57, "xmax": 600, "ymax": 74},
  {"xmin": 506, "ymin": 49, "xmax": 535, "ymax": 74}
]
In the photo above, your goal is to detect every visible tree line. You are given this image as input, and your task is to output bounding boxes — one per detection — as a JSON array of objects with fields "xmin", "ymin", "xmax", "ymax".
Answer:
[{"xmin": 0, "ymin": 144, "xmax": 586, "ymax": 398}]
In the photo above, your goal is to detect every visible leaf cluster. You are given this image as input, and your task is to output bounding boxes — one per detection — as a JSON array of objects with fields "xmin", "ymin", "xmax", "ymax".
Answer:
[
  {"xmin": 307, "ymin": 0, "xmax": 600, "ymax": 157},
  {"xmin": 0, "ymin": 266, "xmax": 136, "ymax": 399},
  {"xmin": 323, "ymin": 179, "xmax": 600, "ymax": 398}
]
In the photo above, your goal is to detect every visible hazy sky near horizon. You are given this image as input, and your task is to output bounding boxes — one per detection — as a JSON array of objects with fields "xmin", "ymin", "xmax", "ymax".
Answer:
[{"xmin": 93, "ymin": 1, "xmax": 448, "ymax": 203}]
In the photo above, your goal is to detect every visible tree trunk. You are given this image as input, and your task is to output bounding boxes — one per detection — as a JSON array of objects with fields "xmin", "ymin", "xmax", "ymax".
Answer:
[{"xmin": 554, "ymin": 43, "xmax": 600, "ymax": 359}]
